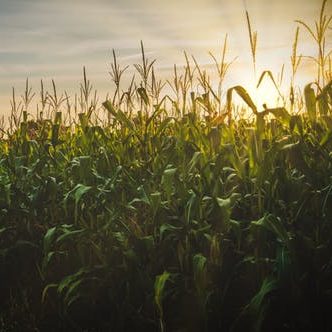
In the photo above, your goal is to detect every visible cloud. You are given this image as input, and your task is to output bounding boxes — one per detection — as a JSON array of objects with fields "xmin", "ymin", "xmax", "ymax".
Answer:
[{"xmin": 0, "ymin": 0, "xmax": 329, "ymax": 115}]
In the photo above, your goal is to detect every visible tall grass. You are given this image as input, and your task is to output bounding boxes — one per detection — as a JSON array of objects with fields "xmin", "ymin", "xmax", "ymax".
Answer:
[{"xmin": 0, "ymin": 1, "xmax": 332, "ymax": 331}]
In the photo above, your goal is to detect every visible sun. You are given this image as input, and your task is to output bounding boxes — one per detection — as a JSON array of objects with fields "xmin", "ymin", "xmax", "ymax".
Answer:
[{"xmin": 246, "ymin": 79, "xmax": 284, "ymax": 112}]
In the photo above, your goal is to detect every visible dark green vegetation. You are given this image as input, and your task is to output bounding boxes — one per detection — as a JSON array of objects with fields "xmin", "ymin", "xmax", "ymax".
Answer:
[{"xmin": 1, "ymin": 2, "xmax": 332, "ymax": 331}]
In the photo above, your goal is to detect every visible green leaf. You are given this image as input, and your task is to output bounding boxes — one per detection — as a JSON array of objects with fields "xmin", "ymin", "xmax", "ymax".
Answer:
[
  {"xmin": 149, "ymin": 191, "xmax": 162, "ymax": 216},
  {"xmin": 290, "ymin": 115, "xmax": 303, "ymax": 134},
  {"xmin": 43, "ymin": 226, "xmax": 57, "ymax": 254},
  {"xmin": 42, "ymin": 283, "xmax": 58, "ymax": 303},
  {"xmin": 252, "ymin": 214, "xmax": 289, "ymax": 243},
  {"xmin": 103, "ymin": 100, "xmax": 135, "ymax": 131},
  {"xmin": 193, "ymin": 253, "xmax": 207, "ymax": 276},
  {"xmin": 227, "ymin": 85, "xmax": 257, "ymax": 116},
  {"xmin": 56, "ymin": 229, "xmax": 85, "ymax": 244},
  {"xmin": 188, "ymin": 151, "xmax": 203, "ymax": 174},
  {"xmin": 216, "ymin": 193, "xmax": 240, "ymax": 227},
  {"xmin": 240, "ymin": 277, "xmax": 278, "ymax": 332},
  {"xmin": 66, "ymin": 184, "xmax": 92, "ymax": 205},
  {"xmin": 248, "ymin": 277, "xmax": 277, "ymax": 312},
  {"xmin": 318, "ymin": 92, "xmax": 329, "ymax": 116},
  {"xmin": 304, "ymin": 83, "xmax": 316, "ymax": 121},
  {"xmin": 159, "ymin": 223, "xmax": 182, "ymax": 240},
  {"xmin": 264, "ymin": 107, "xmax": 290, "ymax": 123},
  {"xmin": 156, "ymin": 117, "xmax": 173, "ymax": 136},
  {"xmin": 154, "ymin": 271, "xmax": 171, "ymax": 313},
  {"xmin": 57, "ymin": 269, "xmax": 86, "ymax": 295},
  {"xmin": 280, "ymin": 141, "xmax": 299, "ymax": 151},
  {"xmin": 193, "ymin": 253, "xmax": 208, "ymax": 301},
  {"xmin": 161, "ymin": 166, "xmax": 177, "ymax": 198},
  {"xmin": 137, "ymin": 87, "xmax": 150, "ymax": 105},
  {"xmin": 320, "ymin": 131, "xmax": 332, "ymax": 147},
  {"xmin": 129, "ymin": 185, "xmax": 150, "ymax": 207},
  {"xmin": 317, "ymin": 81, "xmax": 332, "ymax": 116}
]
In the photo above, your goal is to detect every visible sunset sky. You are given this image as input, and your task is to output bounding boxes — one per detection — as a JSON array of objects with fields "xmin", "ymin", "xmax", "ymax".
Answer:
[{"xmin": 0, "ymin": 0, "xmax": 330, "ymax": 114}]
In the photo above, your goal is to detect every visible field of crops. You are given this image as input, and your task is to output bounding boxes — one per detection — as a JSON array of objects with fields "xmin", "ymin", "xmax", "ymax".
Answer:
[{"xmin": 1, "ymin": 2, "xmax": 332, "ymax": 331}]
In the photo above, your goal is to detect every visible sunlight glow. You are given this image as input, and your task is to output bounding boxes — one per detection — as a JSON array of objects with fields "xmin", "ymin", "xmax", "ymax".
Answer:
[
  {"xmin": 247, "ymin": 80, "xmax": 283, "ymax": 111},
  {"xmin": 0, "ymin": 0, "xmax": 327, "ymax": 115}
]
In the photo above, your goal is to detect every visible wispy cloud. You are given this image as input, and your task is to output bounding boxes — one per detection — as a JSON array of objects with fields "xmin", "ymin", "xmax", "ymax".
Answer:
[{"xmin": 0, "ymin": 0, "xmax": 328, "ymax": 114}]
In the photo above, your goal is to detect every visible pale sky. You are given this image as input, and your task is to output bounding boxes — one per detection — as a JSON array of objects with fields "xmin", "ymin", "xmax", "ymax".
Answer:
[{"xmin": 0, "ymin": 0, "xmax": 330, "ymax": 115}]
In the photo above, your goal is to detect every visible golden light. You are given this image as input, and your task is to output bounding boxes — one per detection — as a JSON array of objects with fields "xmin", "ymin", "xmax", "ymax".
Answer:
[
  {"xmin": 249, "ymin": 86, "xmax": 279, "ymax": 110},
  {"xmin": 246, "ymin": 77, "xmax": 283, "ymax": 112}
]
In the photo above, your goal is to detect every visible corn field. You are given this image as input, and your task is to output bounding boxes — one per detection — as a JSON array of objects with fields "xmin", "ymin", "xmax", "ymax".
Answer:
[{"xmin": 0, "ymin": 1, "xmax": 332, "ymax": 331}]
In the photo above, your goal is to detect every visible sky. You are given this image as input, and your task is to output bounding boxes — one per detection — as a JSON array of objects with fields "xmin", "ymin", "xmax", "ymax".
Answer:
[{"xmin": 0, "ymin": 0, "xmax": 331, "ymax": 115}]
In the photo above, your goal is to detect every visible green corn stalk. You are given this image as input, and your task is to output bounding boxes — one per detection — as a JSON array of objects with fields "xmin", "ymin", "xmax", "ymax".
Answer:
[
  {"xmin": 304, "ymin": 83, "xmax": 317, "ymax": 121},
  {"xmin": 154, "ymin": 271, "xmax": 171, "ymax": 332}
]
